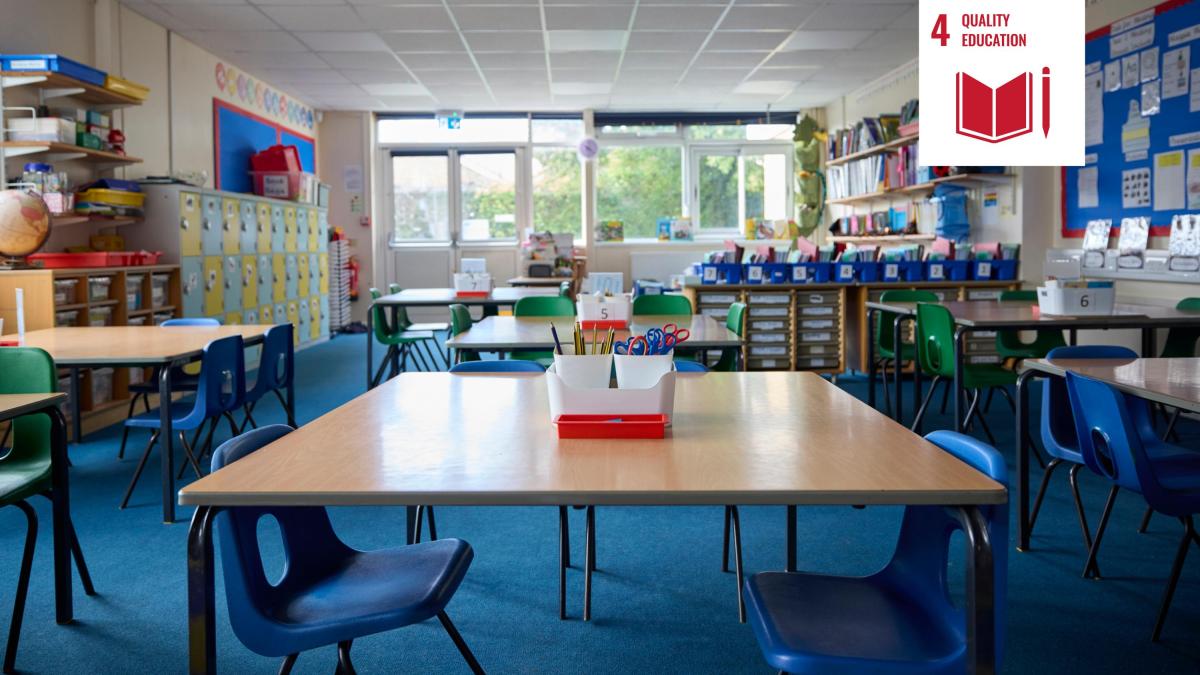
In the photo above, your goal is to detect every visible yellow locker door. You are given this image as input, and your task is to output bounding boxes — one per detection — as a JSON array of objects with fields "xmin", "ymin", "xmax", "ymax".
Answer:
[
  {"xmin": 259, "ymin": 304, "xmax": 274, "ymax": 325},
  {"xmin": 284, "ymin": 207, "xmax": 297, "ymax": 252},
  {"xmin": 256, "ymin": 203, "xmax": 272, "ymax": 253},
  {"xmin": 307, "ymin": 209, "xmax": 319, "ymax": 251},
  {"xmin": 272, "ymin": 254, "xmax": 286, "ymax": 303},
  {"xmin": 297, "ymin": 253, "xmax": 310, "ymax": 298},
  {"xmin": 179, "ymin": 191, "xmax": 202, "ymax": 256},
  {"xmin": 318, "ymin": 253, "xmax": 329, "ymax": 293},
  {"xmin": 203, "ymin": 256, "xmax": 223, "ymax": 317},
  {"xmin": 286, "ymin": 301, "xmax": 300, "ymax": 346},
  {"xmin": 221, "ymin": 198, "xmax": 241, "ymax": 254},
  {"xmin": 242, "ymin": 255, "xmax": 257, "ymax": 309},
  {"xmin": 225, "ymin": 311, "xmax": 242, "ymax": 326},
  {"xmin": 309, "ymin": 297, "xmax": 321, "ymax": 340}
]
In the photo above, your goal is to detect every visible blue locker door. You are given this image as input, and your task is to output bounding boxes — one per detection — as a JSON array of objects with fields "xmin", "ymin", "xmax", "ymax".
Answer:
[
  {"xmin": 308, "ymin": 253, "xmax": 319, "ymax": 297},
  {"xmin": 319, "ymin": 296, "xmax": 330, "ymax": 337},
  {"xmin": 298, "ymin": 299, "xmax": 311, "ymax": 343},
  {"xmin": 181, "ymin": 257, "xmax": 204, "ymax": 317},
  {"xmin": 201, "ymin": 195, "xmax": 223, "ymax": 255},
  {"xmin": 285, "ymin": 254, "xmax": 298, "ymax": 299},
  {"xmin": 271, "ymin": 206, "xmax": 286, "ymax": 250},
  {"xmin": 297, "ymin": 208, "xmax": 310, "ymax": 252},
  {"xmin": 257, "ymin": 254, "xmax": 273, "ymax": 307},
  {"xmin": 223, "ymin": 256, "xmax": 242, "ymax": 313},
  {"xmin": 243, "ymin": 308, "xmax": 258, "ymax": 325},
  {"xmin": 317, "ymin": 211, "xmax": 328, "ymax": 251},
  {"xmin": 239, "ymin": 201, "xmax": 258, "ymax": 252}
]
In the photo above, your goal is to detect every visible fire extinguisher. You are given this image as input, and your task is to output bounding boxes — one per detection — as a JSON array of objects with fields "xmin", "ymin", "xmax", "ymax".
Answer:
[{"xmin": 348, "ymin": 256, "xmax": 360, "ymax": 301}]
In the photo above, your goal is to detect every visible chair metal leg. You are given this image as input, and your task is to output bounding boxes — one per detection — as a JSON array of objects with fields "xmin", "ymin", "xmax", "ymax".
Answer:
[
  {"xmin": 3, "ymin": 501, "xmax": 37, "ymax": 675},
  {"xmin": 175, "ymin": 430, "xmax": 205, "ymax": 481},
  {"xmin": 413, "ymin": 505, "xmax": 424, "ymax": 543},
  {"xmin": 118, "ymin": 394, "xmax": 141, "ymax": 459},
  {"xmin": 879, "ymin": 359, "xmax": 892, "ymax": 417},
  {"xmin": 277, "ymin": 653, "xmax": 298, "ymax": 675},
  {"xmin": 911, "ymin": 376, "xmax": 941, "ymax": 431},
  {"xmin": 1139, "ymin": 507, "xmax": 1154, "ymax": 534},
  {"xmin": 938, "ymin": 377, "xmax": 951, "ymax": 414},
  {"xmin": 1027, "ymin": 458, "xmax": 1063, "ymax": 536},
  {"xmin": 584, "ymin": 505, "xmax": 595, "ymax": 621},
  {"xmin": 336, "ymin": 640, "xmax": 355, "ymax": 675},
  {"xmin": 437, "ymin": 611, "xmax": 485, "ymax": 674},
  {"xmin": 721, "ymin": 505, "xmax": 731, "ymax": 573},
  {"xmin": 729, "ymin": 505, "xmax": 746, "ymax": 623},
  {"xmin": 271, "ymin": 388, "xmax": 297, "ymax": 428},
  {"xmin": 983, "ymin": 387, "xmax": 995, "ymax": 413},
  {"xmin": 1152, "ymin": 517, "xmax": 1196, "ymax": 641},
  {"xmin": 1082, "ymin": 485, "xmax": 1119, "ymax": 579},
  {"xmin": 120, "ymin": 431, "xmax": 159, "ymax": 509},
  {"xmin": 1163, "ymin": 408, "xmax": 1182, "ymax": 442},
  {"xmin": 240, "ymin": 402, "xmax": 259, "ymax": 434},
  {"xmin": 1067, "ymin": 465, "xmax": 1097, "ymax": 568},
  {"xmin": 995, "ymin": 385, "xmax": 1017, "ymax": 412},
  {"xmin": 426, "ymin": 506, "xmax": 437, "ymax": 540},
  {"xmin": 558, "ymin": 506, "xmax": 569, "ymax": 620},
  {"xmin": 39, "ymin": 493, "xmax": 96, "ymax": 596}
]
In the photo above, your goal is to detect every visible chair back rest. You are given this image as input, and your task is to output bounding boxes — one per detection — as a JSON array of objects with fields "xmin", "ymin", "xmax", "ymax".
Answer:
[
  {"xmin": 211, "ymin": 425, "xmax": 351, "ymax": 654},
  {"xmin": 998, "ymin": 289, "xmax": 1037, "ymax": 302},
  {"xmin": 672, "ymin": 359, "xmax": 709, "ymax": 373},
  {"xmin": 514, "ymin": 295, "xmax": 575, "ymax": 317},
  {"xmin": 368, "ymin": 287, "xmax": 396, "ymax": 340},
  {"xmin": 887, "ymin": 431, "xmax": 1008, "ymax": 670},
  {"xmin": 1040, "ymin": 345, "xmax": 1136, "ymax": 457},
  {"xmin": 1160, "ymin": 297, "xmax": 1200, "ymax": 357},
  {"xmin": 876, "ymin": 290, "xmax": 937, "ymax": 353},
  {"xmin": 915, "ymin": 302, "xmax": 956, "ymax": 377},
  {"xmin": 631, "ymin": 294, "xmax": 692, "ymax": 316},
  {"xmin": 386, "ymin": 283, "xmax": 413, "ymax": 329},
  {"xmin": 190, "ymin": 335, "xmax": 246, "ymax": 422},
  {"xmin": 1064, "ymin": 372, "xmax": 1165, "ymax": 505},
  {"xmin": 449, "ymin": 303, "xmax": 472, "ymax": 336},
  {"xmin": 0, "ymin": 347, "xmax": 57, "ymax": 465},
  {"xmin": 559, "ymin": 281, "xmax": 571, "ymax": 297},
  {"xmin": 726, "ymin": 302, "xmax": 746, "ymax": 337},
  {"xmin": 450, "ymin": 360, "xmax": 545, "ymax": 373},
  {"xmin": 250, "ymin": 323, "xmax": 294, "ymax": 396}
]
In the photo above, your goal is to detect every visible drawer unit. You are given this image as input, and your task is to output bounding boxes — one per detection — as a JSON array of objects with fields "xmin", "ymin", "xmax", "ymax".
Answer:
[
  {"xmin": 796, "ymin": 290, "xmax": 839, "ymax": 306},
  {"xmin": 796, "ymin": 356, "xmax": 838, "ymax": 371},
  {"xmin": 966, "ymin": 289, "xmax": 1003, "ymax": 301},
  {"xmin": 695, "ymin": 291, "xmax": 740, "ymax": 322},
  {"xmin": 747, "ymin": 357, "xmax": 787, "ymax": 371},
  {"xmin": 797, "ymin": 343, "xmax": 837, "ymax": 357},
  {"xmin": 748, "ymin": 319, "xmax": 787, "ymax": 332},
  {"xmin": 797, "ymin": 317, "xmax": 837, "ymax": 331},
  {"xmin": 744, "ymin": 290, "xmax": 793, "ymax": 371},
  {"xmin": 747, "ymin": 306, "xmax": 789, "ymax": 318},
  {"xmin": 221, "ymin": 197, "xmax": 241, "ymax": 254},
  {"xmin": 748, "ymin": 332, "xmax": 788, "ymax": 343}
]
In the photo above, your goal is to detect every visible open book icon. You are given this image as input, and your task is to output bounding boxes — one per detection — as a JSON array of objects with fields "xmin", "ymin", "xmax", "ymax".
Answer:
[{"xmin": 956, "ymin": 72, "xmax": 1034, "ymax": 143}]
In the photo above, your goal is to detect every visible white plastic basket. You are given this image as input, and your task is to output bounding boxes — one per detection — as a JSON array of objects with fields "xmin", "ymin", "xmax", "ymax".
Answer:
[
  {"xmin": 1036, "ymin": 285, "xmax": 1115, "ymax": 316},
  {"xmin": 576, "ymin": 293, "xmax": 631, "ymax": 325},
  {"xmin": 546, "ymin": 362, "xmax": 676, "ymax": 424},
  {"xmin": 453, "ymin": 272, "xmax": 493, "ymax": 294}
]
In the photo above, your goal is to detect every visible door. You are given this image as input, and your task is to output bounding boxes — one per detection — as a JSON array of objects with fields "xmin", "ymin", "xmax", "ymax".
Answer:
[
  {"xmin": 285, "ymin": 254, "xmax": 298, "ymax": 299},
  {"xmin": 201, "ymin": 195, "xmax": 223, "ymax": 255},
  {"xmin": 297, "ymin": 253, "xmax": 310, "ymax": 298},
  {"xmin": 203, "ymin": 256, "xmax": 223, "ymax": 317},
  {"xmin": 271, "ymin": 206, "xmax": 285, "ymax": 251},
  {"xmin": 308, "ymin": 253, "xmax": 320, "ymax": 297},
  {"xmin": 309, "ymin": 297, "xmax": 321, "ymax": 340},
  {"xmin": 272, "ymin": 254, "xmax": 286, "ymax": 303},
  {"xmin": 284, "ymin": 206, "xmax": 297, "ymax": 252},
  {"xmin": 223, "ymin": 255, "xmax": 241, "ymax": 313},
  {"xmin": 181, "ymin": 257, "xmax": 203, "ymax": 317},
  {"xmin": 384, "ymin": 152, "xmax": 454, "ymax": 295},
  {"xmin": 317, "ymin": 211, "xmax": 328, "ymax": 251},
  {"xmin": 308, "ymin": 209, "xmax": 320, "ymax": 251},
  {"xmin": 318, "ymin": 253, "xmax": 329, "ymax": 294},
  {"xmin": 258, "ymin": 254, "xmax": 273, "ymax": 306}
]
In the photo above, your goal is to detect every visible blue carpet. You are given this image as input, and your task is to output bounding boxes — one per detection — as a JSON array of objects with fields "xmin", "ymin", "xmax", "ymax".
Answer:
[{"xmin": 1, "ymin": 334, "xmax": 1198, "ymax": 673}]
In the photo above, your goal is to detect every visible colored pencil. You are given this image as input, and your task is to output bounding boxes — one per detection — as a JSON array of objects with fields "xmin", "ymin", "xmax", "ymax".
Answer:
[{"xmin": 550, "ymin": 324, "xmax": 563, "ymax": 355}]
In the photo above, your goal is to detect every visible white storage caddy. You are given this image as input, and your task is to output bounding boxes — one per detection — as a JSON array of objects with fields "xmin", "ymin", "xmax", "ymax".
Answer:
[
  {"xmin": 576, "ymin": 293, "xmax": 631, "ymax": 325},
  {"xmin": 546, "ymin": 360, "xmax": 676, "ymax": 424},
  {"xmin": 453, "ymin": 272, "xmax": 493, "ymax": 294},
  {"xmin": 1036, "ymin": 282, "xmax": 1116, "ymax": 316}
]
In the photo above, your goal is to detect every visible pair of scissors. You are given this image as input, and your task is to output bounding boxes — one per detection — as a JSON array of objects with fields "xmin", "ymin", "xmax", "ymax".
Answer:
[
  {"xmin": 615, "ymin": 336, "xmax": 649, "ymax": 355},
  {"xmin": 650, "ymin": 324, "xmax": 691, "ymax": 354}
]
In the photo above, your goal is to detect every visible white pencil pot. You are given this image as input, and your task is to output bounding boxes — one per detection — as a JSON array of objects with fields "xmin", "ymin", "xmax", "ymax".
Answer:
[
  {"xmin": 614, "ymin": 352, "xmax": 675, "ymax": 390},
  {"xmin": 552, "ymin": 353, "xmax": 613, "ymax": 389},
  {"xmin": 546, "ymin": 363, "xmax": 676, "ymax": 424}
]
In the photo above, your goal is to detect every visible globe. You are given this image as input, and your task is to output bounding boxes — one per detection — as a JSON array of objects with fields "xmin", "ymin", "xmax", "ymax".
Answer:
[{"xmin": 0, "ymin": 189, "xmax": 51, "ymax": 258}]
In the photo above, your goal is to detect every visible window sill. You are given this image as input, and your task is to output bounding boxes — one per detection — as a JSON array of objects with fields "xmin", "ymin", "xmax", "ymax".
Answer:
[{"xmin": 593, "ymin": 237, "xmax": 732, "ymax": 247}]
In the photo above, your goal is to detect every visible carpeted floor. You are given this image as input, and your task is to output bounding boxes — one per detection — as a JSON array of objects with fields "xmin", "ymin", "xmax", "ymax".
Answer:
[{"xmin": 1, "ymin": 333, "xmax": 1198, "ymax": 673}]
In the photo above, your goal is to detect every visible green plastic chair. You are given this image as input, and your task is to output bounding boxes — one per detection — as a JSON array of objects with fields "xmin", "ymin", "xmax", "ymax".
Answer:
[
  {"xmin": 995, "ymin": 290, "xmax": 1066, "ymax": 360},
  {"xmin": 712, "ymin": 302, "xmax": 746, "ymax": 372},
  {"xmin": 912, "ymin": 303, "xmax": 1017, "ymax": 442},
  {"xmin": 511, "ymin": 296, "xmax": 575, "ymax": 365},
  {"xmin": 369, "ymin": 288, "xmax": 442, "ymax": 384},
  {"xmin": 874, "ymin": 290, "xmax": 939, "ymax": 415},
  {"xmin": 632, "ymin": 293, "xmax": 693, "ymax": 316},
  {"xmin": 1159, "ymin": 297, "xmax": 1200, "ymax": 357},
  {"xmin": 559, "ymin": 281, "xmax": 572, "ymax": 297},
  {"xmin": 448, "ymin": 303, "xmax": 480, "ymax": 364},
  {"xmin": 0, "ymin": 348, "xmax": 95, "ymax": 673}
]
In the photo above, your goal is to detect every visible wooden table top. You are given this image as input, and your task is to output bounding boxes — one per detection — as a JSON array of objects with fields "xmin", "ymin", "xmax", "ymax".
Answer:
[
  {"xmin": 374, "ymin": 287, "xmax": 558, "ymax": 307},
  {"xmin": 1022, "ymin": 357, "xmax": 1200, "ymax": 413},
  {"xmin": 445, "ymin": 315, "xmax": 741, "ymax": 351},
  {"xmin": 0, "ymin": 393, "xmax": 66, "ymax": 421},
  {"xmin": 179, "ymin": 372, "xmax": 1005, "ymax": 508},
  {"xmin": 1, "ymin": 325, "xmax": 273, "ymax": 366},
  {"xmin": 864, "ymin": 300, "xmax": 1200, "ymax": 329}
]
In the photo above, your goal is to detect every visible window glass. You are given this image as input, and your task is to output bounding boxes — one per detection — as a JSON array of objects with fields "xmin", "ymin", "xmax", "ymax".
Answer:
[
  {"xmin": 378, "ymin": 117, "xmax": 529, "ymax": 144},
  {"xmin": 390, "ymin": 154, "xmax": 449, "ymax": 242},
  {"xmin": 698, "ymin": 153, "xmax": 739, "ymax": 231},
  {"xmin": 532, "ymin": 118, "xmax": 584, "ymax": 144},
  {"xmin": 598, "ymin": 124, "xmax": 680, "ymax": 138},
  {"xmin": 748, "ymin": 153, "xmax": 789, "ymax": 221},
  {"xmin": 687, "ymin": 124, "xmax": 795, "ymax": 141},
  {"xmin": 460, "ymin": 152, "xmax": 517, "ymax": 241},
  {"xmin": 532, "ymin": 147, "xmax": 582, "ymax": 239},
  {"xmin": 597, "ymin": 145, "xmax": 683, "ymax": 239}
]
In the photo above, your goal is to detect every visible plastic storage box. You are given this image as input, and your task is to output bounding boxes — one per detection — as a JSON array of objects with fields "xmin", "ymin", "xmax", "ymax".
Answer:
[
  {"xmin": 0, "ymin": 54, "xmax": 107, "ymax": 86},
  {"xmin": 925, "ymin": 260, "xmax": 970, "ymax": 281},
  {"xmin": 53, "ymin": 278, "xmax": 78, "ymax": 305},
  {"xmin": 87, "ymin": 368, "xmax": 114, "ymax": 409},
  {"xmin": 6, "ymin": 117, "xmax": 74, "ymax": 143},
  {"xmin": 791, "ymin": 262, "xmax": 831, "ymax": 283},
  {"xmin": 881, "ymin": 260, "xmax": 924, "ymax": 282},
  {"xmin": 88, "ymin": 276, "xmax": 113, "ymax": 301},
  {"xmin": 700, "ymin": 263, "xmax": 743, "ymax": 285},
  {"xmin": 88, "ymin": 306, "xmax": 112, "ymax": 326},
  {"xmin": 151, "ymin": 274, "xmax": 170, "ymax": 307},
  {"xmin": 55, "ymin": 309, "xmax": 78, "ymax": 326},
  {"xmin": 103, "ymin": 75, "xmax": 149, "ymax": 100},
  {"xmin": 126, "ymin": 274, "xmax": 145, "ymax": 310}
]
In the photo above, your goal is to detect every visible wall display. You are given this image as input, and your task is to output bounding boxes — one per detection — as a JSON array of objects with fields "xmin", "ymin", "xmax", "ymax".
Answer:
[
  {"xmin": 213, "ymin": 101, "xmax": 316, "ymax": 194},
  {"xmin": 1063, "ymin": 0, "xmax": 1200, "ymax": 237}
]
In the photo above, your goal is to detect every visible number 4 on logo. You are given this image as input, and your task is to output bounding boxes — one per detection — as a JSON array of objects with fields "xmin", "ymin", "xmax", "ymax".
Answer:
[{"xmin": 931, "ymin": 14, "xmax": 949, "ymax": 46}]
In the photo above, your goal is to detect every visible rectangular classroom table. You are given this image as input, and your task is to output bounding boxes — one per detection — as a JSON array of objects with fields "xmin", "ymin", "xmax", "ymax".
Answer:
[
  {"xmin": 1014, "ymin": 357, "xmax": 1200, "ymax": 551},
  {"xmin": 863, "ymin": 300, "xmax": 1200, "ymax": 432},
  {"xmin": 367, "ymin": 287, "xmax": 559, "ymax": 388},
  {"xmin": 444, "ymin": 314, "xmax": 742, "ymax": 357},
  {"xmin": 0, "ymin": 393, "xmax": 74, "ymax": 623},
  {"xmin": 180, "ymin": 371, "xmax": 1005, "ymax": 675},
  {"xmin": 6, "ymin": 326, "xmax": 276, "ymax": 523}
]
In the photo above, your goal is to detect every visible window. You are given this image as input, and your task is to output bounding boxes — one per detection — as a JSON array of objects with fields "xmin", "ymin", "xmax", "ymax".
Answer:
[
  {"xmin": 532, "ymin": 118, "xmax": 584, "ymax": 144},
  {"xmin": 390, "ymin": 154, "xmax": 449, "ymax": 242},
  {"xmin": 532, "ymin": 147, "xmax": 582, "ymax": 239},
  {"xmin": 597, "ymin": 145, "xmax": 683, "ymax": 239},
  {"xmin": 378, "ymin": 116, "xmax": 529, "ymax": 145},
  {"xmin": 693, "ymin": 150, "xmax": 790, "ymax": 233},
  {"xmin": 697, "ymin": 151, "xmax": 739, "ymax": 231},
  {"xmin": 687, "ymin": 124, "xmax": 796, "ymax": 141},
  {"xmin": 460, "ymin": 152, "xmax": 517, "ymax": 241}
]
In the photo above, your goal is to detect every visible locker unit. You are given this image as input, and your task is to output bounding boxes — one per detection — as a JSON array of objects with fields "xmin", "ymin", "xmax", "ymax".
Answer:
[{"xmin": 132, "ymin": 185, "xmax": 332, "ymax": 348}]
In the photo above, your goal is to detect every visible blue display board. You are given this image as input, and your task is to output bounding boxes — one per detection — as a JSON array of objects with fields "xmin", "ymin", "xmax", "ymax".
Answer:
[
  {"xmin": 1063, "ymin": 0, "xmax": 1200, "ymax": 238},
  {"xmin": 213, "ymin": 100, "xmax": 316, "ymax": 194}
]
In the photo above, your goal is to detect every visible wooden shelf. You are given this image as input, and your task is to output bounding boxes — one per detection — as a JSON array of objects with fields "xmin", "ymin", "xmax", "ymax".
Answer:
[
  {"xmin": 53, "ymin": 302, "xmax": 87, "ymax": 311},
  {"xmin": 0, "ymin": 141, "xmax": 142, "ymax": 164},
  {"xmin": 50, "ymin": 214, "xmax": 141, "ymax": 228},
  {"xmin": 829, "ymin": 233, "xmax": 936, "ymax": 244},
  {"xmin": 825, "ymin": 134, "xmax": 919, "ymax": 167},
  {"xmin": 827, "ymin": 173, "xmax": 1016, "ymax": 207},
  {"xmin": 129, "ymin": 305, "xmax": 174, "ymax": 317},
  {"xmin": 90, "ymin": 299, "xmax": 119, "ymax": 307},
  {"xmin": 1, "ymin": 71, "xmax": 143, "ymax": 107}
]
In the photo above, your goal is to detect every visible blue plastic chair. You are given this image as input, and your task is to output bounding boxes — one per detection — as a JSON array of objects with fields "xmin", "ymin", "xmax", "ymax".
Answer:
[
  {"xmin": 211, "ymin": 425, "xmax": 483, "ymax": 673},
  {"xmin": 119, "ymin": 334, "xmax": 245, "ymax": 509},
  {"xmin": 119, "ymin": 318, "xmax": 221, "ymax": 459},
  {"xmin": 449, "ymin": 360, "xmax": 546, "ymax": 373},
  {"xmin": 743, "ymin": 431, "xmax": 1007, "ymax": 675},
  {"xmin": 1029, "ymin": 346, "xmax": 1137, "ymax": 562},
  {"xmin": 673, "ymin": 359, "xmax": 709, "ymax": 373},
  {"xmin": 240, "ymin": 323, "xmax": 295, "ymax": 430},
  {"xmin": 1064, "ymin": 372, "xmax": 1200, "ymax": 640}
]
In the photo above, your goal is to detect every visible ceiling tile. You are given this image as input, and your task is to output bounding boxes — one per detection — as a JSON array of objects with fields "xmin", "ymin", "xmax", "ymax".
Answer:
[
  {"xmin": 746, "ymin": 66, "xmax": 817, "ymax": 82},
  {"xmin": 295, "ymin": 31, "xmax": 392, "ymax": 52},
  {"xmin": 381, "ymin": 32, "xmax": 461, "ymax": 52},
  {"xmin": 410, "ymin": 69, "xmax": 484, "ymax": 85},
  {"xmin": 551, "ymin": 82, "xmax": 612, "ymax": 96},
  {"xmin": 258, "ymin": 6, "xmax": 368, "ymax": 31},
  {"xmin": 550, "ymin": 51, "xmax": 621, "ymax": 70},
  {"xmin": 451, "ymin": 6, "xmax": 542, "ymax": 31},
  {"xmin": 633, "ymin": 5, "xmax": 724, "ymax": 30},
  {"xmin": 692, "ymin": 51, "xmax": 769, "ymax": 68},
  {"xmin": 484, "ymin": 69, "xmax": 549, "ymax": 84},
  {"xmin": 546, "ymin": 30, "xmax": 628, "ymax": 52},
  {"xmin": 704, "ymin": 31, "xmax": 789, "ymax": 51},
  {"xmin": 620, "ymin": 51, "xmax": 694, "ymax": 69},
  {"xmin": 719, "ymin": 4, "xmax": 820, "ymax": 30},
  {"xmin": 227, "ymin": 51, "xmax": 330, "ymax": 68},
  {"xmin": 249, "ymin": 0, "xmax": 347, "ymax": 5},
  {"xmin": 182, "ymin": 31, "xmax": 309, "ymax": 53},
  {"xmin": 626, "ymin": 31, "xmax": 708, "ymax": 52},
  {"xmin": 318, "ymin": 51, "xmax": 409, "ymax": 70},
  {"xmin": 340, "ymin": 69, "xmax": 416, "ymax": 84},
  {"xmin": 161, "ymin": 4, "xmax": 275, "ymax": 30},
  {"xmin": 477, "ymin": 53, "xmax": 548, "ymax": 70},
  {"xmin": 732, "ymin": 80, "xmax": 795, "ymax": 96},
  {"xmin": 682, "ymin": 67, "xmax": 752, "ymax": 85},
  {"xmin": 375, "ymin": 95, "xmax": 437, "ymax": 109},
  {"xmin": 361, "ymin": 83, "xmax": 431, "ymax": 96},
  {"xmin": 551, "ymin": 68, "xmax": 615, "ymax": 83},
  {"xmin": 464, "ymin": 31, "xmax": 544, "ymax": 52},
  {"xmin": 890, "ymin": 5, "xmax": 918, "ymax": 29},
  {"xmin": 545, "ymin": 5, "xmax": 634, "ymax": 31},
  {"xmin": 288, "ymin": 83, "xmax": 368, "ymax": 97},
  {"xmin": 396, "ymin": 52, "xmax": 475, "ymax": 69},
  {"xmin": 802, "ymin": 3, "xmax": 910, "ymax": 31},
  {"xmin": 780, "ymin": 30, "xmax": 874, "ymax": 51},
  {"xmin": 355, "ymin": 6, "xmax": 455, "ymax": 31},
  {"xmin": 260, "ymin": 68, "xmax": 350, "ymax": 84}
]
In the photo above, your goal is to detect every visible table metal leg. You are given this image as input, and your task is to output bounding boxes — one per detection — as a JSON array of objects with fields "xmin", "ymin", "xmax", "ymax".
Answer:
[
  {"xmin": 953, "ymin": 505, "xmax": 995, "ymax": 675},
  {"xmin": 187, "ymin": 505, "xmax": 220, "ymax": 675},
  {"xmin": 893, "ymin": 314, "xmax": 905, "ymax": 425},
  {"xmin": 866, "ymin": 308, "xmax": 877, "ymax": 409},
  {"xmin": 45, "ymin": 406, "xmax": 72, "ymax": 624},
  {"xmin": 1142, "ymin": 327, "xmax": 1155, "ymax": 357},
  {"xmin": 1069, "ymin": 329, "xmax": 1077, "ymax": 346},
  {"xmin": 366, "ymin": 302, "xmax": 375, "ymax": 391},
  {"xmin": 405, "ymin": 505, "xmax": 418, "ymax": 545},
  {"xmin": 1016, "ymin": 369, "xmax": 1034, "ymax": 551},
  {"xmin": 786, "ymin": 505, "xmax": 797, "ymax": 572},
  {"xmin": 954, "ymin": 327, "xmax": 968, "ymax": 433},
  {"xmin": 160, "ymin": 363, "xmax": 176, "ymax": 524},
  {"xmin": 68, "ymin": 367, "xmax": 82, "ymax": 444}
]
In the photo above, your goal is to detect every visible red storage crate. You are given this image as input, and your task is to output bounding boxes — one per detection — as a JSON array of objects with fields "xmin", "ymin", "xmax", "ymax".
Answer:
[
  {"xmin": 555, "ymin": 414, "xmax": 667, "ymax": 439},
  {"xmin": 28, "ymin": 252, "xmax": 110, "ymax": 268},
  {"xmin": 250, "ymin": 145, "xmax": 302, "ymax": 173}
]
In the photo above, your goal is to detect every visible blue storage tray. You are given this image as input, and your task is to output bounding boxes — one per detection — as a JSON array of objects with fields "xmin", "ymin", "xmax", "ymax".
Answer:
[
  {"xmin": 971, "ymin": 260, "xmax": 1001, "ymax": 280},
  {"xmin": 925, "ymin": 260, "xmax": 970, "ymax": 281},
  {"xmin": 881, "ymin": 260, "xmax": 924, "ymax": 282},
  {"xmin": 700, "ymin": 263, "xmax": 742, "ymax": 285},
  {"xmin": 792, "ymin": 262, "xmax": 831, "ymax": 283},
  {"xmin": 0, "ymin": 54, "xmax": 106, "ymax": 86},
  {"xmin": 855, "ymin": 261, "xmax": 881, "ymax": 282},
  {"xmin": 833, "ymin": 262, "xmax": 857, "ymax": 283},
  {"xmin": 746, "ymin": 263, "xmax": 792, "ymax": 284},
  {"xmin": 993, "ymin": 259, "xmax": 1019, "ymax": 280}
]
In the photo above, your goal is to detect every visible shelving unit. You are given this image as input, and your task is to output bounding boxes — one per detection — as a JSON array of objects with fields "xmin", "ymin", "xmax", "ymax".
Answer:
[
  {"xmin": 50, "ymin": 214, "xmax": 141, "ymax": 228},
  {"xmin": 829, "ymin": 233, "xmax": 935, "ymax": 244},
  {"xmin": 0, "ymin": 140, "xmax": 142, "ymax": 164},
  {"xmin": 825, "ymin": 134, "xmax": 919, "ymax": 167},
  {"xmin": 0, "ymin": 71, "xmax": 143, "ymax": 107},
  {"xmin": 826, "ymin": 173, "xmax": 1015, "ymax": 207}
]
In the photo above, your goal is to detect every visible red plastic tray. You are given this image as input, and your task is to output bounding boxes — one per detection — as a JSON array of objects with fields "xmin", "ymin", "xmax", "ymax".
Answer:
[
  {"xmin": 28, "ymin": 252, "xmax": 110, "ymax": 268},
  {"xmin": 579, "ymin": 320, "xmax": 628, "ymax": 330},
  {"xmin": 555, "ymin": 414, "xmax": 667, "ymax": 439},
  {"xmin": 455, "ymin": 290, "xmax": 489, "ymax": 298}
]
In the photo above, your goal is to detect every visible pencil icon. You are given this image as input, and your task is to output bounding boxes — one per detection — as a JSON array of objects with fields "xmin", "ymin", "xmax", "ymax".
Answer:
[{"xmin": 1041, "ymin": 66, "xmax": 1050, "ymax": 138}]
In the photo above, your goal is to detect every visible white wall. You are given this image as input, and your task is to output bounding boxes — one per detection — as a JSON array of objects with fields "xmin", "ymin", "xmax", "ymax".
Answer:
[{"xmin": 317, "ymin": 112, "xmax": 375, "ymax": 323}]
